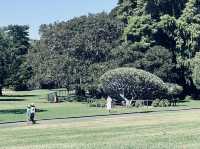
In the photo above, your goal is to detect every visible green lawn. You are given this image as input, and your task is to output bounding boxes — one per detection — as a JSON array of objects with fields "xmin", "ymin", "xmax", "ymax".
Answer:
[
  {"xmin": 0, "ymin": 110, "xmax": 200, "ymax": 149},
  {"xmin": 0, "ymin": 90, "xmax": 200, "ymax": 123},
  {"xmin": 1, "ymin": 90, "xmax": 200, "ymax": 149}
]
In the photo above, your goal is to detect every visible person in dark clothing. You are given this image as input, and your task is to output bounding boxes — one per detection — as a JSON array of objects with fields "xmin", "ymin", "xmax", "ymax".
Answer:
[{"xmin": 30, "ymin": 103, "xmax": 36, "ymax": 124}]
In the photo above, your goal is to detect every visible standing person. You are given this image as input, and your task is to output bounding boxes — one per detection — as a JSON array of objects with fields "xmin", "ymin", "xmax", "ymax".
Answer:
[
  {"xmin": 106, "ymin": 96, "xmax": 112, "ymax": 113},
  {"xmin": 26, "ymin": 105, "xmax": 31, "ymax": 123},
  {"xmin": 30, "ymin": 103, "xmax": 36, "ymax": 124}
]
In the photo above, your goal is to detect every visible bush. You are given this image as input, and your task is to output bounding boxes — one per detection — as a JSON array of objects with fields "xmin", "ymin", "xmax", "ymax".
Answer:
[
  {"xmin": 152, "ymin": 99, "xmax": 170, "ymax": 107},
  {"xmin": 159, "ymin": 99, "xmax": 170, "ymax": 107},
  {"xmin": 64, "ymin": 95, "xmax": 87, "ymax": 102},
  {"xmin": 75, "ymin": 86, "xmax": 85, "ymax": 97},
  {"xmin": 88, "ymin": 85, "xmax": 102, "ymax": 98},
  {"xmin": 141, "ymin": 46, "xmax": 177, "ymax": 83},
  {"xmin": 185, "ymin": 96, "xmax": 193, "ymax": 101},
  {"xmin": 99, "ymin": 67, "xmax": 167, "ymax": 101},
  {"xmin": 152, "ymin": 98, "xmax": 160, "ymax": 107},
  {"xmin": 76, "ymin": 96, "xmax": 87, "ymax": 102},
  {"xmin": 135, "ymin": 100, "xmax": 144, "ymax": 108},
  {"xmin": 166, "ymin": 83, "xmax": 183, "ymax": 97},
  {"xmin": 88, "ymin": 98, "xmax": 106, "ymax": 107},
  {"xmin": 14, "ymin": 84, "xmax": 29, "ymax": 91},
  {"xmin": 40, "ymin": 79, "xmax": 57, "ymax": 89}
]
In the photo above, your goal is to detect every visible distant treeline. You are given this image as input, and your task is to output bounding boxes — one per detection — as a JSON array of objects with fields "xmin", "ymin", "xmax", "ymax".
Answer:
[{"xmin": 0, "ymin": 0, "xmax": 200, "ymax": 98}]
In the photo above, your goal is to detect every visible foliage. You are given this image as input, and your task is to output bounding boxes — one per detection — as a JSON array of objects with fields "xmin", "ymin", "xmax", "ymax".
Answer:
[
  {"xmin": 87, "ymin": 85, "xmax": 103, "ymax": 98},
  {"xmin": 146, "ymin": 0, "xmax": 187, "ymax": 19},
  {"xmin": 0, "ymin": 25, "xmax": 31, "ymax": 94},
  {"xmin": 111, "ymin": 42, "xmax": 146, "ymax": 67},
  {"xmin": 185, "ymin": 95, "xmax": 193, "ymax": 101},
  {"xmin": 117, "ymin": 0, "xmax": 146, "ymax": 22},
  {"xmin": 75, "ymin": 86, "xmax": 86, "ymax": 97},
  {"xmin": 5, "ymin": 25, "xmax": 31, "ymax": 91},
  {"xmin": 152, "ymin": 98, "xmax": 170, "ymax": 107},
  {"xmin": 152, "ymin": 98, "xmax": 160, "ymax": 107},
  {"xmin": 134, "ymin": 100, "xmax": 143, "ymax": 108},
  {"xmin": 123, "ymin": 15, "xmax": 155, "ymax": 45},
  {"xmin": 28, "ymin": 12, "xmax": 124, "ymax": 90},
  {"xmin": 116, "ymin": 0, "xmax": 200, "ymax": 96},
  {"xmin": 139, "ymin": 46, "xmax": 178, "ymax": 82},
  {"xmin": 0, "ymin": 31, "xmax": 9, "ymax": 95},
  {"xmin": 166, "ymin": 83, "xmax": 183, "ymax": 96},
  {"xmin": 1, "ymin": 0, "xmax": 200, "ymax": 99},
  {"xmin": 113, "ymin": 44, "xmax": 177, "ymax": 83},
  {"xmin": 191, "ymin": 52, "xmax": 200, "ymax": 89},
  {"xmin": 88, "ymin": 98, "xmax": 106, "ymax": 107},
  {"xmin": 99, "ymin": 67, "xmax": 167, "ymax": 101},
  {"xmin": 159, "ymin": 99, "xmax": 171, "ymax": 107}
]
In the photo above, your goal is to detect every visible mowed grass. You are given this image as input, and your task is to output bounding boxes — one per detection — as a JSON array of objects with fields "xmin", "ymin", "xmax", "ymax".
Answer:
[
  {"xmin": 0, "ymin": 90, "xmax": 109, "ymax": 122},
  {"xmin": 0, "ymin": 110, "xmax": 200, "ymax": 149},
  {"xmin": 0, "ymin": 89, "xmax": 200, "ymax": 123}
]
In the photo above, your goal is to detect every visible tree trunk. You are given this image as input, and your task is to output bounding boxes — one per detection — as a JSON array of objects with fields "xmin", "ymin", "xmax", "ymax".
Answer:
[
  {"xmin": 120, "ymin": 93, "xmax": 131, "ymax": 107},
  {"xmin": 125, "ymin": 100, "xmax": 131, "ymax": 107}
]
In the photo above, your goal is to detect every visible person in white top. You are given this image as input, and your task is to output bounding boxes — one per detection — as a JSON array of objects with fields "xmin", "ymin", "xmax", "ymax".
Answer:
[
  {"xmin": 26, "ymin": 105, "xmax": 31, "ymax": 123},
  {"xmin": 106, "ymin": 96, "xmax": 112, "ymax": 113}
]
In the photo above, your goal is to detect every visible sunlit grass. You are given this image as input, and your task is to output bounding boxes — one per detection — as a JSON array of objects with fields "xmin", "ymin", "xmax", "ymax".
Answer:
[
  {"xmin": 0, "ymin": 110, "xmax": 200, "ymax": 149},
  {"xmin": 0, "ymin": 90, "xmax": 200, "ymax": 123}
]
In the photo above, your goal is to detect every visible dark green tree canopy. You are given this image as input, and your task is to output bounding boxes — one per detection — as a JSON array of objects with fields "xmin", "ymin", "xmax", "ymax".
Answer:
[
  {"xmin": 0, "ymin": 31, "xmax": 10, "ymax": 95},
  {"xmin": 29, "ymin": 12, "xmax": 124, "ymax": 89},
  {"xmin": 0, "ymin": 1, "xmax": 200, "ymax": 99},
  {"xmin": 0, "ymin": 25, "xmax": 31, "ymax": 92},
  {"xmin": 116, "ymin": 0, "xmax": 200, "ymax": 94}
]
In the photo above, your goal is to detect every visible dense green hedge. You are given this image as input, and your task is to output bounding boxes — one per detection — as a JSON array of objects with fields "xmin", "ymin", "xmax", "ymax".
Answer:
[
  {"xmin": 191, "ymin": 52, "xmax": 200, "ymax": 89},
  {"xmin": 99, "ymin": 67, "xmax": 167, "ymax": 101}
]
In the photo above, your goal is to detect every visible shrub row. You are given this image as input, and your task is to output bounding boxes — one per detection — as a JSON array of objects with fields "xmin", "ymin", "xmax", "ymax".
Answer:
[{"xmin": 88, "ymin": 98, "xmax": 106, "ymax": 107}]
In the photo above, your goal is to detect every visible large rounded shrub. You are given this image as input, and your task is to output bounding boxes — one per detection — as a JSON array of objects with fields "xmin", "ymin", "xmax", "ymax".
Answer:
[{"xmin": 99, "ymin": 67, "xmax": 167, "ymax": 100}]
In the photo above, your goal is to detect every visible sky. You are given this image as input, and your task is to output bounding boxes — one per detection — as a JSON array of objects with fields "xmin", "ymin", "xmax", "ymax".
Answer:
[{"xmin": 0, "ymin": 0, "xmax": 118, "ymax": 39}]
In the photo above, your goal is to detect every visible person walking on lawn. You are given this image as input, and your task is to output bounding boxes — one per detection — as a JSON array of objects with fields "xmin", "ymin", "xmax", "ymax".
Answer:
[
  {"xmin": 26, "ymin": 105, "xmax": 31, "ymax": 123},
  {"xmin": 30, "ymin": 103, "xmax": 36, "ymax": 124},
  {"xmin": 106, "ymin": 95, "xmax": 112, "ymax": 113}
]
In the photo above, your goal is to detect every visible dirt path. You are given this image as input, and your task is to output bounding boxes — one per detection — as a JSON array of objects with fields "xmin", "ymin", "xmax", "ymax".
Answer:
[{"xmin": 1, "ymin": 108, "xmax": 200, "ymax": 128}]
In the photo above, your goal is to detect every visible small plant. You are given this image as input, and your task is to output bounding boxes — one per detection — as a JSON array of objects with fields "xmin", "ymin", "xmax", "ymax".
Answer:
[
  {"xmin": 88, "ymin": 98, "xmax": 106, "ymax": 107},
  {"xmin": 159, "ymin": 99, "xmax": 170, "ymax": 107},
  {"xmin": 158, "ymin": 100, "xmax": 166, "ymax": 107},
  {"xmin": 135, "ymin": 100, "xmax": 143, "ymax": 108},
  {"xmin": 185, "ymin": 96, "xmax": 193, "ymax": 101},
  {"xmin": 98, "ymin": 98, "xmax": 107, "ymax": 107},
  {"xmin": 152, "ymin": 98, "xmax": 160, "ymax": 107},
  {"xmin": 152, "ymin": 99, "xmax": 170, "ymax": 107}
]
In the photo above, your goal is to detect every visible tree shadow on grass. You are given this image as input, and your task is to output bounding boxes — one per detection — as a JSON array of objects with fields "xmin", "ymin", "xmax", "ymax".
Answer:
[
  {"xmin": 178, "ymin": 100, "xmax": 190, "ymax": 103},
  {"xmin": 0, "ymin": 99, "xmax": 25, "ymax": 101},
  {"xmin": 175, "ymin": 104, "xmax": 188, "ymax": 107},
  {"xmin": 0, "ymin": 109, "xmax": 47, "ymax": 114},
  {"xmin": 2, "ymin": 95, "xmax": 37, "ymax": 98}
]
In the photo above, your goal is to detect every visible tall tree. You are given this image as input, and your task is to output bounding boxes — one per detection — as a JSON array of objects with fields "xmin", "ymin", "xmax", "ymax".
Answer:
[
  {"xmin": 5, "ymin": 25, "xmax": 31, "ymax": 90},
  {"xmin": 0, "ymin": 31, "xmax": 9, "ymax": 95},
  {"xmin": 116, "ymin": 0, "xmax": 200, "ymax": 95},
  {"xmin": 29, "ymin": 12, "xmax": 124, "ymax": 90}
]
